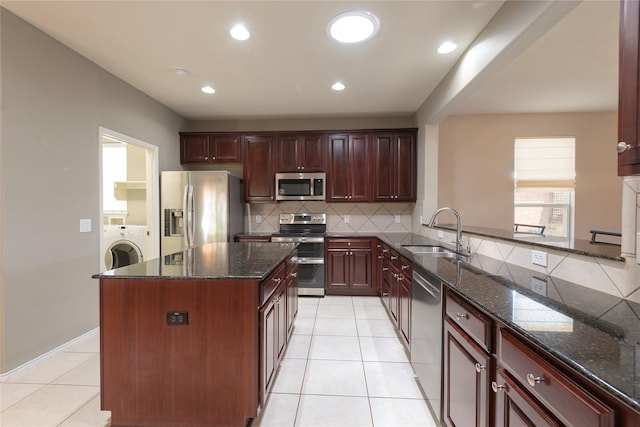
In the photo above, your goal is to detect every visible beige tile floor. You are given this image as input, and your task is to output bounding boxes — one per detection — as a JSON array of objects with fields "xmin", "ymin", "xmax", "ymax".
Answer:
[
  {"xmin": 0, "ymin": 295, "xmax": 438, "ymax": 427},
  {"xmin": 254, "ymin": 295, "xmax": 439, "ymax": 427}
]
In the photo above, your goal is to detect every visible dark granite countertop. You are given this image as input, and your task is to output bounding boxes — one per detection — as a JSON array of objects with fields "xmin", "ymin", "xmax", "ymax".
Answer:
[
  {"xmin": 436, "ymin": 223, "xmax": 625, "ymax": 261},
  {"xmin": 93, "ymin": 242, "xmax": 297, "ymax": 280},
  {"xmin": 371, "ymin": 232, "xmax": 639, "ymax": 412}
]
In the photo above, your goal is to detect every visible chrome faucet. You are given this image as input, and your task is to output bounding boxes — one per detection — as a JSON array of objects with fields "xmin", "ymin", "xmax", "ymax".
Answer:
[{"xmin": 426, "ymin": 207, "xmax": 471, "ymax": 255}]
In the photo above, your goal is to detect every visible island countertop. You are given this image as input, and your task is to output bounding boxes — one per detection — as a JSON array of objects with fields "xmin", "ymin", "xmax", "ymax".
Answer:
[{"xmin": 93, "ymin": 242, "xmax": 297, "ymax": 280}]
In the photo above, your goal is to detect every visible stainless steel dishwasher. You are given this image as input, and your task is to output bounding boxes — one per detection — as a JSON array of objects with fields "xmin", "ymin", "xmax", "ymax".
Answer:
[{"xmin": 410, "ymin": 268, "xmax": 443, "ymax": 423}]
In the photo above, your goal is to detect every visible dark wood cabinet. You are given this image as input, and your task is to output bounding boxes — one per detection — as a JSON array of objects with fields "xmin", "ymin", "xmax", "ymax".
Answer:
[
  {"xmin": 327, "ymin": 133, "xmax": 371, "ymax": 201},
  {"xmin": 244, "ymin": 135, "xmax": 276, "ymax": 202},
  {"xmin": 443, "ymin": 318, "xmax": 491, "ymax": 427},
  {"xmin": 372, "ymin": 132, "xmax": 417, "ymax": 201},
  {"xmin": 286, "ymin": 260, "xmax": 298, "ymax": 338},
  {"xmin": 618, "ymin": 0, "xmax": 640, "ymax": 175},
  {"xmin": 397, "ymin": 258, "xmax": 412, "ymax": 346},
  {"xmin": 494, "ymin": 369, "xmax": 561, "ymax": 427},
  {"xmin": 325, "ymin": 238, "xmax": 375, "ymax": 295},
  {"xmin": 180, "ymin": 133, "xmax": 242, "ymax": 164},
  {"xmin": 497, "ymin": 329, "xmax": 614, "ymax": 427},
  {"xmin": 277, "ymin": 133, "xmax": 325, "ymax": 172}
]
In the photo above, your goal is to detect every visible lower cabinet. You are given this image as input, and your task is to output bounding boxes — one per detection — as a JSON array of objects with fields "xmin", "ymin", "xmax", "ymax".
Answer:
[
  {"xmin": 444, "ymin": 288, "xmax": 619, "ymax": 427},
  {"xmin": 259, "ymin": 254, "xmax": 298, "ymax": 407},
  {"xmin": 325, "ymin": 238, "xmax": 375, "ymax": 295},
  {"xmin": 443, "ymin": 313, "xmax": 491, "ymax": 427}
]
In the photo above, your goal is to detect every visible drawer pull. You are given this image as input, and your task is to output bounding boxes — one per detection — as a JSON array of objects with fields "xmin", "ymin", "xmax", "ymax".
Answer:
[
  {"xmin": 455, "ymin": 312, "xmax": 468, "ymax": 321},
  {"xmin": 390, "ymin": 255, "xmax": 398, "ymax": 260},
  {"xmin": 401, "ymin": 265, "xmax": 409, "ymax": 270},
  {"xmin": 475, "ymin": 363, "xmax": 486, "ymax": 373},
  {"xmin": 382, "ymin": 292, "xmax": 389, "ymax": 296},
  {"xmin": 526, "ymin": 373, "xmax": 544, "ymax": 387},
  {"xmin": 491, "ymin": 382, "xmax": 506, "ymax": 393},
  {"xmin": 382, "ymin": 267, "xmax": 389, "ymax": 271}
]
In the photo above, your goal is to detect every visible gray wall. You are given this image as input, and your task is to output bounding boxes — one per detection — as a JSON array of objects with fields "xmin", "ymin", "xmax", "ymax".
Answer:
[
  {"xmin": 0, "ymin": 8, "xmax": 186, "ymax": 373},
  {"xmin": 185, "ymin": 117, "xmax": 417, "ymax": 133}
]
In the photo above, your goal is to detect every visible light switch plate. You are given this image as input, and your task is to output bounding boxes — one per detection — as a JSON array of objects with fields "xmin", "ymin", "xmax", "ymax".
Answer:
[
  {"xmin": 532, "ymin": 250, "xmax": 548, "ymax": 267},
  {"xmin": 79, "ymin": 219, "xmax": 91, "ymax": 233},
  {"xmin": 437, "ymin": 230, "xmax": 444, "ymax": 239}
]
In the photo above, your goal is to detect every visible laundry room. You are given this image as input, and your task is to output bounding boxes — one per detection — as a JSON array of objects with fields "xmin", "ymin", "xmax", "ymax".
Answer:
[{"xmin": 101, "ymin": 133, "xmax": 151, "ymax": 270}]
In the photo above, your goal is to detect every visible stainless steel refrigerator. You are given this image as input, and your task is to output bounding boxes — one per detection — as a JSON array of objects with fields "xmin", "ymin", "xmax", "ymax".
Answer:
[{"xmin": 161, "ymin": 171, "xmax": 244, "ymax": 256}]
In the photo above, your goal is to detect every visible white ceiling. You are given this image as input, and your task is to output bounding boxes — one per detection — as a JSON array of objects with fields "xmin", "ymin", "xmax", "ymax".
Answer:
[{"xmin": 2, "ymin": 1, "xmax": 619, "ymax": 121}]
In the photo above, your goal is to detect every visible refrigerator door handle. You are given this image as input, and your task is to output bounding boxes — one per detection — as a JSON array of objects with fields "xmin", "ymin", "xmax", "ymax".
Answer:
[
  {"xmin": 182, "ymin": 184, "xmax": 190, "ymax": 248},
  {"xmin": 187, "ymin": 184, "xmax": 195, "ymax": 248}
]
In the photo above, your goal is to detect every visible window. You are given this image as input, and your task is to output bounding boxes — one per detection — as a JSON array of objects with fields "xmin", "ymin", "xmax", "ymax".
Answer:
[
  {"xmin": 514, "ymin": 137, "xmax": 575, "ymax": 239},
  {"xmin": 102, "ymin": 142, "xmax": 128, "ymax": 213}
]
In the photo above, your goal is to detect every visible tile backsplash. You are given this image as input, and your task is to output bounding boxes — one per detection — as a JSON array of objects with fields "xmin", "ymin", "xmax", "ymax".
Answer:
[{"xmin": 247, "ymin": 202, "xmax": 413, "ymax": 234}]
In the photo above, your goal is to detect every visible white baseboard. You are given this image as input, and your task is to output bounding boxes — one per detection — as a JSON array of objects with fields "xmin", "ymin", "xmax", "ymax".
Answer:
[{"xmin": 0, "ymin": 327, "xmax": 99, "ymax": 380}]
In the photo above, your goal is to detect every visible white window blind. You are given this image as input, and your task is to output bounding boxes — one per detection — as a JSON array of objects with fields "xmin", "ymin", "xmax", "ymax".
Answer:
[{"xmin": 514, "ymin": 137, "xmax": 575, "ymax": 188}]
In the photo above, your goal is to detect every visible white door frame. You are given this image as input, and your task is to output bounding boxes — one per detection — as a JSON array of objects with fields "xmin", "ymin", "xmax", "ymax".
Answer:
[{"xmin": 98, "ymin": 126, "xmax": 160, "ymax": 269}]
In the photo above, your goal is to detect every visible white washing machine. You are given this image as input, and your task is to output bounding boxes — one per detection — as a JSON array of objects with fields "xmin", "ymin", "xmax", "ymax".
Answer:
[{"xmin": 103, "ymin": 225, "xmax": 147, "ymax": 270}]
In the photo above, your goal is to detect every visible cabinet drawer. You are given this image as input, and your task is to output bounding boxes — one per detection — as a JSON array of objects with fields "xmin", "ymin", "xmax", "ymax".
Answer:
[
  {"xmin": 445, "ymin": 290, "xmax": 492, "ymax": 352},
  {"xmin": 498, "ymin": 329, "xmax": 614, "ymax": 427},
  {"xmin": 261, "ymin": 263, "xmax": 286, "ymax": 306},
  {"xmin": 326, "ymin": 239, "xmax": 372, "ymax": 250},
  {"xmin": 399, "ymin": 257, "xmax": 412, "ymax": 276}
]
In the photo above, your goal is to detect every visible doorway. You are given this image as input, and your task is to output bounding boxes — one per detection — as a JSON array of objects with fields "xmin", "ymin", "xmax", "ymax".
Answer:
[{"xmin": 98, "ymin": 127, "xmax": 159, "ymax": 270}]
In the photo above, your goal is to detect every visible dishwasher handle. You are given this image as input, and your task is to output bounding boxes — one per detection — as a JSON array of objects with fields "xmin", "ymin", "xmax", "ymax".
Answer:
[{"xmin": 413, "ymin": 270, "xmax": 441, "ymax": 300}]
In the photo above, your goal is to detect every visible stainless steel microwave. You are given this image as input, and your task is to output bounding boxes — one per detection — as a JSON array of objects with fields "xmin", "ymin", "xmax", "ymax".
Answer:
[{"xmin": 275, "ymin": 172, "xmax": 326, "ymax": 201}]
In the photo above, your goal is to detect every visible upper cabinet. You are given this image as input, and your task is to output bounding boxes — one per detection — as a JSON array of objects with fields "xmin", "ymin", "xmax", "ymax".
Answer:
[
  {"xmin": 277, "ymin": 134, "xmax": 325, "ymax": 172},
  {"xmin": 327, "ymin": 133, "xmax": 371, "ymax": 202},
  {"xmin": 618, "ymin": 0, "xmax": 640, "ymax": 175},
  {"xmin": 371, "ymin": 132, "xmax": 417, "ymax": 202},
  {"xmin": 178, "ymin": 128, "xmax": 417, "ymax": 202},
  {"xmin": 244, "ymin": 135, "xmax": 276, "ymax": 202},
  {"xmin": 180, "ymin": 133, "xmax": 242, "ymax": 165}
]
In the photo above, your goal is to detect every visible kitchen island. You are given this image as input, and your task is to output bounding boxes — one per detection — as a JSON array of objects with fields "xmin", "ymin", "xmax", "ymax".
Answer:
[{"xmin": 93, "ymin": 242, "xmax": 298, "ymax": 427}]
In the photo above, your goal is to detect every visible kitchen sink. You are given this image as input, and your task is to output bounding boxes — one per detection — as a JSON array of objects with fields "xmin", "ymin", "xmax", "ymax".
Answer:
[{"xmin": 401, "ymin": 245, "xmax": 458, "ymax": 257}]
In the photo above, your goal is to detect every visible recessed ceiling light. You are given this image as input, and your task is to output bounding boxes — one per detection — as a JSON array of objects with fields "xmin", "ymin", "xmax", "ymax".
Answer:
[
  {"xmin": 437, "ymin": 41, "xmax": 457, "ymax": 54},
  {"xmin": 201, "ymin": 86, "xmax": 216, "ymax": 94},
  {"xmin": 331, "ymin": 82, "xmax": 346, "ymax": 91},
  {"xmin": 230, "ymin": 24, "xmax": 250, "ymax": 41},
  {"xmin": 328, "ymin": 11, "xmax": 380, "ymax": 43}
]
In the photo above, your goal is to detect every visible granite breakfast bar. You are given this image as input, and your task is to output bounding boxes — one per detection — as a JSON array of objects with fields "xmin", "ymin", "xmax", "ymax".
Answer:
[{"xmin": 93, "ymin": 242, "xmax": 298, "ymax": 427}]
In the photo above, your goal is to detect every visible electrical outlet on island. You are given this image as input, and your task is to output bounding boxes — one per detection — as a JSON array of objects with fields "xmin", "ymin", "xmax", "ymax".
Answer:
[{"xmin": 532, "ymin": 250, "xmax": 548, "ymax": 267}]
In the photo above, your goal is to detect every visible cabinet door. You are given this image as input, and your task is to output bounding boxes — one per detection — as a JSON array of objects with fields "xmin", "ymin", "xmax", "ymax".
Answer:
[
  {"xmin": 300, "ymin": 134, "xmax": 325, "ymax": 172},
  {"xmin": 372, "ymin": 133, "xmax": 395, "ymax": 201},
  {"xmin": 494, "ymin": 369, "xmax": 561, "ymax": 427},
  {"xmin": 212, "ymin": 135, "xmax": 242, "ymax": 162},
  {"xmin": 389, "ymin": 265, "xmax": 399, "ymax": 321},
  {"xmin": 348, "ymin": 133, "xmax": 370, "ymax": 202},
  {"xmin": 260, "ymin": 297, "xmax": 277, "ymax": 405},
  {"xmin": 277, "ymin": 135, "xmax": 300, "ymax": 172},
  {"xmin": 327, "ymin": 134, "xmax": 350, "ymax": 201},
  {"xmin": 443, "ymin": 319, "xmax": 491, "ymax": 427},
  {"xmin": 287, "ymin": 263, "xmax": 299, "ymax": 338},
  {"xmin": 394, "ymin": 132, "xmax": 416, "ymax": 201},
  {"xmin": 398, "ymin": 273, "xmax": 411, "ymax": 345},
  {"xmin": 276, "ymin": 284, "xmax": 287, "ymax": 360},
  {"xmin": 618, "ymin": 0, "xmax": 640, "ymax": 175},
  {"xmin": 326, "ymin": 249, "xmax": 349, "ymax": 291},
  {"xmin": 181, "ymin": 135, "xmax": 210, "ymax": 163},
  {"xmin": 349, "ymin": 249, "xmax": 372, "ymax": 290},
  {"xmin": 244, "ymin": 135, "xmax": 275, "ymax": 201}
]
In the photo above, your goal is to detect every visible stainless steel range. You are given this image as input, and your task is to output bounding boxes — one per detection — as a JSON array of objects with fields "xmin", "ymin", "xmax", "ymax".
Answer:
[{"xmin": 271, "ymin": 213, "xmax": 326, "ymax": 296}]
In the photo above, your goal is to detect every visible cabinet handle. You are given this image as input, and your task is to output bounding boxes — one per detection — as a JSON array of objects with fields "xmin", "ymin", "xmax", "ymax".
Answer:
[
  {"xmin": 398, "ymin": 276, "xmax": 404, "ymax": 281},
  {"xmin": 390, "ymin": 255, "xmax": 398, "ymax": 260},
  {"xmin": 274, "ymin": 278, "xmax": 282, "ymax": 284},
  {"xmin": 212, "ymin": 156, "xmax": 216, "ymax": 160},
  {"xmin": 291, "ymin": 272, "xmax": 298, "ymax": 277},
  {"xmin": 491, "ymin": 382, "xmax": 506, "ymax": 393},
  {"xmin": 378, "ymin": 255, "xmax": 383, "ymax": 260},
  {"xmin": 475, "ymin": 363, "xmax": 486, "ymax": 373},
  {"xmin": 382, "ymin": 267, "xmax": 389, "ymax": 271},
  {"xmin": 526, "ymin": 373, "xmax": 544, "ymax": 387},
  {"xmin": 401, "ymin": 265, "xmax": 408, "ymax": 270},
  {"xmin": 617, "ymin": 141, "xmax": 632, "ymax": 153},
  {"xmin": 455, "ymin": 312, "xmax": 468, "ymax": 320},
  {"xmin": 300, "ymin": 166, "xmax": 305, "ymax": 170},
  {"xmin": 382, "ymin": 292, "xmax": 389, "ymax": 296}
]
